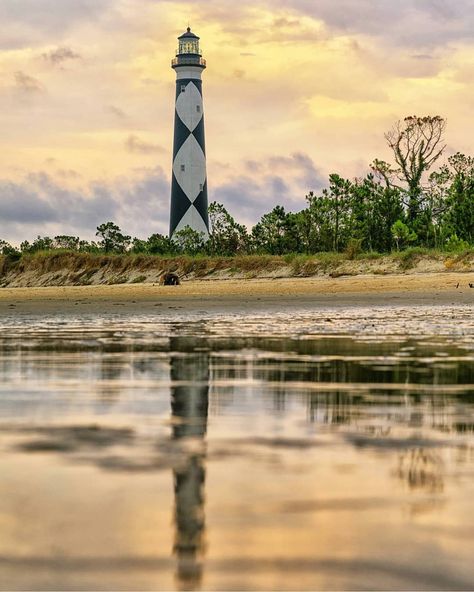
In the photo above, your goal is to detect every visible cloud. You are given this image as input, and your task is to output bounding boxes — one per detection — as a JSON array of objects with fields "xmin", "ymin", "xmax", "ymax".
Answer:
[
  {"xmin": 280, "ymin": 0, "xmax": 474, "ymax": 47},
  {"xmin": 213, "ymin": 152, "xmax": 325, "ymax": 225},
  {"xmin": 0, "ymin": 0, "xmax": 115, "ymax": 47},
  {"xmin": 273, "ymin": 16, "xmax": 301, "ymax": 28},
  {"xmin": 0, "ymin": 180, "xmax": 58, "ymax": 224},
  {"xmin": 56, "ymin": 169, "xmax": 82, "ymax": 180},
  {"xmin": 125, "ymin": 135, "xmax": 164, "ymax": 154},
  {"xmin": 107, "ymin": 105, "xmax": 128, "ymax": 120},
  {"xmin": 0, "ymin": 167, "xmax": 170, "ymax": 243},
  {"xmin": 14, "ymin": 71, "xmax": 43, "ymax": 94},
  {"xmin": 180, "ymin": 0, "xmax": 473, "ymax": 48},
  {"xmin": 0, "ymin": 152, "xmax": 326, "ymax": 242},
  {"xmin": 411, "ymin": 53, "xmax": 435, "ymax": 60},
  {"xmin": 0, "ymin": 0, "xmax": 472, "ymax": 239},
  {"xmin": 42, "ymin": 46, "xmax": 81, "ymax": 66},
  {"xmin": 267, "ymin": 152, "xmax": 326, "ymax": 189}
]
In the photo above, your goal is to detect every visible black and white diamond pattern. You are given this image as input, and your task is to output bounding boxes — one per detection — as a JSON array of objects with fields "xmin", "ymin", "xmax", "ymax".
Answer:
[{"xmin": 170, "ymin": 78, "xmax": 209, "ymax": 238}]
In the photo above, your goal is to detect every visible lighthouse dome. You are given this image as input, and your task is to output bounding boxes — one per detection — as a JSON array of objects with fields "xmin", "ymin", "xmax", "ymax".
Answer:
[{"xmin": 178, "ymin": 27, "xmax": 200, "ymax": 40}]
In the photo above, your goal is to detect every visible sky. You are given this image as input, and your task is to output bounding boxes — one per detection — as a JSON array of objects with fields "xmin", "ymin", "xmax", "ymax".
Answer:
[{"xmin": 0, "ymin": 0, "xmax": 473, "ymax": 243}]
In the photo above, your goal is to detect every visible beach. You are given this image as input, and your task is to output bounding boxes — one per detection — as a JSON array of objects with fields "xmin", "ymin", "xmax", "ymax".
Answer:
[
  {"xmin": 0, "ymin": 270, "xmax": 473, "ymax": 591},
  {"xmin": 0, "ymin": 277, "xmax": 473, "ymax": 591},
  {"xmin": 0, "ymin": 272, "xmax": 472, "ymax": 315}
]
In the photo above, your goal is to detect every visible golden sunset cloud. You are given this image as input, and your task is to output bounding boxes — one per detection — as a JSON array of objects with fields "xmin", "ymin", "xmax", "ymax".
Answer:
[{"xmin": 0, "ymin": 0, "xmax": 472, "ymax": 240}]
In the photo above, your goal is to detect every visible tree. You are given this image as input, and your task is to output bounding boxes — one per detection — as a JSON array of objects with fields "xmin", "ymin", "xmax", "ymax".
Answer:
[
  {"xmin": 172, "ymin": 226, "xmax": 207, "ymax": 255},
  {"xmin": 0, "ymin": 239, "xmax": 20, "ymax": 259},
  {"xmin": 78, "ymin": 240, "xmax": 100, "ymax": 253},
  {"xmin": 391, "ymin": 220, "xmax": 417, "ymax": 250},
  {"xmin": 54, "ymin": 235, "xmax": 80, "ymax": 250},
  {"xmin": 372, "ymin": 116, "xmax": 447, "ymax": 221},
  {"xmin": 349, "ymin": 175, "xmax": 403, "ymax": 252},
  {"xmin": 20, "ymin": 236, "xmax": 54, "ymax": 253},
  {"xmin": 130, "ymin": 238, "xmax": 148, "ymax": 254},
  {"xmin": 430, "ymin": 153, "xmax": 474, "ymax": 245},
  {"xmin": 208, "ymin": 202, "xmax": 249, "ymax": 256},
  {"xmin": 305, "ymin": 192, "xmax": 334, "ymax": 252},
  {"xmin": 96, "ymin": 222, "xmax": 131, "ymax": 253},
  {"xmin": 146, "ymin": 233, "xmax": 178, "ymax": 255},
  {"xmin": 326, "ymin": 174, "xmax": 353, "ymax": 251},
  {"xmin": 251, "ymin": 206, "xmax": 290, "ymax": 254}
]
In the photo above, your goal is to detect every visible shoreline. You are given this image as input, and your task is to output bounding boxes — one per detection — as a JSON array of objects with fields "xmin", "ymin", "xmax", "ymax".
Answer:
[{"xmin": 0, "ymin": 273, "xmax": 472, "ymax": 315}]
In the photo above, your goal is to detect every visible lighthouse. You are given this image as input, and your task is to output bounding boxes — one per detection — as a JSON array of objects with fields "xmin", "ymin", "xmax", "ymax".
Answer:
[{"xmin": 169, "ymin": 27, "xmax": 209, "ymax": 239}]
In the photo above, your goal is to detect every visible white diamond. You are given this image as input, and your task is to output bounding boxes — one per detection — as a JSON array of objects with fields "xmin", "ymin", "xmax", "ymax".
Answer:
[
  {"xmin": 173, "ymin": 205, "xmax": 209, "ymax": 239},
  {"xmin": 172, "ymin": 135, "xmax": 206, "ymax": 202},
  {"xmin": 175, "ymin": 81, "xmax": 203, "ymax": 132}
]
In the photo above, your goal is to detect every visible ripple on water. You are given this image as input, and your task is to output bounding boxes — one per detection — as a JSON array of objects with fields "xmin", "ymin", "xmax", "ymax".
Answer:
[{"xmin": 0, "ymin": 306, "xmax": 473, "ymax": 590}]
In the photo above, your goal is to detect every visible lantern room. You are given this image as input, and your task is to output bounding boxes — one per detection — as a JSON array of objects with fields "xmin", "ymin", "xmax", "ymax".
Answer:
[
  {"xmin": 172, "ymin": 27, "xmax": 206, "ymax": 69},
  {"xmin": 178, "ymin": 27, "xmax": 201, "ymax": 55}
]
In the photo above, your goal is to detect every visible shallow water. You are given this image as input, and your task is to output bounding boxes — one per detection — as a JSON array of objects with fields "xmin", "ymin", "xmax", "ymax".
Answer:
[{"xmin": 0, "ymin": 305, "xmax": 473, "ymax": 591}]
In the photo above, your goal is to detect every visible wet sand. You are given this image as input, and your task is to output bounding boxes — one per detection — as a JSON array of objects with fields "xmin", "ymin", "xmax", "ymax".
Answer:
[
  {"xmin": 0, "ymin": 273, "xmax": 472, "ymax": 315},
  {"xmin": 0, "ymin": 280, "xmax": 473, "ymax": 590}
]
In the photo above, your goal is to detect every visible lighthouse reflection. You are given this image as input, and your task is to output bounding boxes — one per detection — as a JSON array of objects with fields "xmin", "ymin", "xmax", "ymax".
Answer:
[{"xmin": 170, "ymin": 337, "xmax": 209, "ymax": 590}]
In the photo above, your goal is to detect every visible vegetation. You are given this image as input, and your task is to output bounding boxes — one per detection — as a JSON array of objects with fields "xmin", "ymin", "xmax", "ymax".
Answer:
[
  {"xmin": 0, "ymin": 115, "xmax": 472, "ymax": 267},
  {"xmin": 0, "ymin": 248, "xmax": 472, "ymax": 289}
]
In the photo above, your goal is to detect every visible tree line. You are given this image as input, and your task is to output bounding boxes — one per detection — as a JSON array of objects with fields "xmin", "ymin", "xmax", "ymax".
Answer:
[{"xmin": 1, "ymin": 115, "xmax": 473, "ymax": 259}]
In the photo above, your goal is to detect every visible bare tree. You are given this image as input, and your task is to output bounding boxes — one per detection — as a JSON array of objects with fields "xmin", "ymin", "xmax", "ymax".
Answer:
[{"xmin": 372, "ymin": 116, "xmax": 447, "ymax": 220}]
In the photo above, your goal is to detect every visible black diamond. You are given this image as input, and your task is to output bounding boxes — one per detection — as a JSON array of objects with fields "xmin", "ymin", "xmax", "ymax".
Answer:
[
  {"xmin": 170, "ymin": 174, "xmax": 192, "ymax": 236},
  {"xmin": 193, "ymin": 180, "xmax": 209, "ymax": 230},
  {"xmin": 192, "ymin": 116, "xmax": 206, "ymax": 155},
  {"xmin": 173, "ymin": 113, "xmax": 192, "ymax": 156},
  {"xmin": 175, "ymin": 78, "xmax": 202, "ymax": 100}
]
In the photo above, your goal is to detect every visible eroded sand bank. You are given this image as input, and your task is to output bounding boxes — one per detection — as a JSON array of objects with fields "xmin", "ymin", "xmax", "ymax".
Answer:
[{"xmin": 0, "ymin": 273, "xmax": 472, "ymax": 315}]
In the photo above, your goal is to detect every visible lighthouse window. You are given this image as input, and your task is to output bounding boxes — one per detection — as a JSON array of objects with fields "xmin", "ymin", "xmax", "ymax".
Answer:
[
  {"xmin": 199, "ymin": 183, "xmax": 203, "ymax": 191},
  {"xmin": 196, "ymin": 105, "xmax": 201, "ymax": 113},
  {"xmin": 180, "ymin": 84, "xmax": 186, "ymax": 93},
  {"xmin": 179, "ymin": 39, "xmax": 200, "ymax": 55},
  {"xmin": 180, "ymin": 164, "xmax": 185, "ymax": 172}
]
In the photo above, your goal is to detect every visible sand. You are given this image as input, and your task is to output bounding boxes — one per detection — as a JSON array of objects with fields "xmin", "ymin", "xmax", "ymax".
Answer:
[{"xmin": 0, "ymin": 273, "xmax": 472, "ymax": 316}]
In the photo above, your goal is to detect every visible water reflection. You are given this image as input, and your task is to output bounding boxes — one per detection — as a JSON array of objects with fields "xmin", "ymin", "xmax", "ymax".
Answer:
[
  {"xmin": 170, "ymin": 338, "xmax": 209, "ymax": 590},
  {"xmin": 0, "ymin": 314, "xmax": 473, "ymax": 590},
  {"xmin": 396, "ymin": 448, "xmax": 444, "ymax": 493}
]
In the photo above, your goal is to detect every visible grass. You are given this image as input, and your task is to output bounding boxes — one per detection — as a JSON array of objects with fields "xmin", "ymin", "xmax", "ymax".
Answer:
[
  {"xmin": 391, "ymin": 246, "xmax": 474, "ymax": 270},
  {"xmin": 393, "ymin": 247, "xmax": 440, "ymax": 270},
  {"xmin": 356, "ymin": 251, "xmax": 384, "ymax": 261},
  {"xmin": 286, "ymin": 253, "xmax": 345, "ymax": 276},
  {"xmin": 0, "ymin": 247, "xmax": 472, "ymax": 287}
]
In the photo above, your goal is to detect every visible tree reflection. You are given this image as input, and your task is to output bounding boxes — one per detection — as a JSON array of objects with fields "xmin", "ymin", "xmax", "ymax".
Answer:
[
  {"xmin": 396, "ymin": 448, "xmax": 444, "ymax": 493},
  {"xmin": 170, "ymin": 338, "xmax": 209, "ymax": 590}
]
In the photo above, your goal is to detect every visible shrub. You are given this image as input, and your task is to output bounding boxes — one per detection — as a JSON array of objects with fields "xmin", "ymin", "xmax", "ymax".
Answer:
[
  {"xmin": 345, "ymin": 238, "xmax": 362, "ymax": 260},
  {"xmin": 445, "ymin": 234, "xmax": 471, "ymax": 252}
]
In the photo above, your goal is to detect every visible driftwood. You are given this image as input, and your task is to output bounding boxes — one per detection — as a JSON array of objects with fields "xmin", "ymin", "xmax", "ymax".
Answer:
[{"xmin": 161, "ymin": 272, "xmax": 180, "ymax": 286}]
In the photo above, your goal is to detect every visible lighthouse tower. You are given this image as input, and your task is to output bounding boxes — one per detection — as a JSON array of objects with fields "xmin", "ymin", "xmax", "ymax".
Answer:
[{"xmin": 170, "ymin": 28, "xmax": 209, "ymax": 239}]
